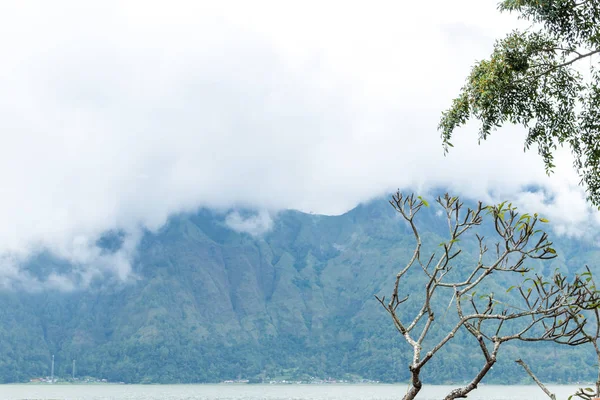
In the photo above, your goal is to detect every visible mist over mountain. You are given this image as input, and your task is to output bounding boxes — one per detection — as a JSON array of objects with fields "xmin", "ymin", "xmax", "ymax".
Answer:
[
  {"xmin": 0, "ymin": 195, "xmax": 596, "ymax": 384},
  {"xmin": 1, "ymin": 1, "xmax": 598, "ymax": 292}
]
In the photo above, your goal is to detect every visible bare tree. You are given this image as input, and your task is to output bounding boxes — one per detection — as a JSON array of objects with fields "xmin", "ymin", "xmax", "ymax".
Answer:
[
  {"xmin": 516, "ymin": 267, "xmax": 600, "ymax": 400},
  {"xmin": 376, "ymin": 192, "xmax": 599, "ymax": 400}
]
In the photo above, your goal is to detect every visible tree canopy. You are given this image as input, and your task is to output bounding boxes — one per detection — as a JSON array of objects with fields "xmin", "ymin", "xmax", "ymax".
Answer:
[{"xmin": 440, "ymin": 0, "xmax": 600, "ymax": 205}]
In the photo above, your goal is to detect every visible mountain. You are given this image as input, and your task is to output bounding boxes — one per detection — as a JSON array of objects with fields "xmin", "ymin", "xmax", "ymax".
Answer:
[{"xmin": 0, "ymin": 195, "xmax": 597, "ymax": 384}]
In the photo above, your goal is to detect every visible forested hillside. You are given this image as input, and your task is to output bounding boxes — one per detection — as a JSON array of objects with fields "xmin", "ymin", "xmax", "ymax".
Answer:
[{"xmin": 0, "ymin": 196, "xmax": 596, "ymax": 384}]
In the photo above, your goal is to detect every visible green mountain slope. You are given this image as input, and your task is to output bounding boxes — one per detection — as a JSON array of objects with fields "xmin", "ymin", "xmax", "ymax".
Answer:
[{"xmin": 0, "ymin": 196, "xmax": 596, "ymax": 384}]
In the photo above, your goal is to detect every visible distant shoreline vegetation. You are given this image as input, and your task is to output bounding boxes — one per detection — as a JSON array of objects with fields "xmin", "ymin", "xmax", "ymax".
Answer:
[{"xmin": 25, "ymin": 376, "xmax": 122, "ymax": 385}]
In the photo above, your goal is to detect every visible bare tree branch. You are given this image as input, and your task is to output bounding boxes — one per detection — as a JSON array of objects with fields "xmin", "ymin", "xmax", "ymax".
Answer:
[
  {"xmin": 515, "ymin": 359, "xmax": 556, "ymax": 400},
  {"xmin": 377, "ymin": 192, "xmax": 599, "ymax": 400}
]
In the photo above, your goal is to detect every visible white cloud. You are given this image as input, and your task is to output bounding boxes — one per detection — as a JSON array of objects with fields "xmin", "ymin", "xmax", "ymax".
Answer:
[
  {"xmin": 0, "ymin": 0, "xmax": 594, "ymax": 288},
  {"xmin": 225, "ymin": 211, "xmax": 274, "ymax": 237}
]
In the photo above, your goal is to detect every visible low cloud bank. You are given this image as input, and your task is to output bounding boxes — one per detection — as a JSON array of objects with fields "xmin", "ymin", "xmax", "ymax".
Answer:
[{"xmin": 0, "ymin": 1, "xmax": 596, "ymax": 289}]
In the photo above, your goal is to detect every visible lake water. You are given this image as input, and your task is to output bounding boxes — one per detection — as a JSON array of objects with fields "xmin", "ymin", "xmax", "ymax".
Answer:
[{"xmin": 0, "ymin": 384, "xmax": 584, "ymax": 400}]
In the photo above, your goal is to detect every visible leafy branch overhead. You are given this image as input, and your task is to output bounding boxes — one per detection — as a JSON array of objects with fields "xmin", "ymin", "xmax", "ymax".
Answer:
[
  {"xmin": 439, "ymin": 1, "xmax": 600, "ymax": 206},
  {"xmin": 377, "ymin": 192, "xmax": 599, "ymax": 400}
]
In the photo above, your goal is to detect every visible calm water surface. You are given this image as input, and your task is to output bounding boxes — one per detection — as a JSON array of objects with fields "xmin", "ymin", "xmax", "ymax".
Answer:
[{"xmin": 0, "ymin": 384, "xmax": 583, "ymax": 400}]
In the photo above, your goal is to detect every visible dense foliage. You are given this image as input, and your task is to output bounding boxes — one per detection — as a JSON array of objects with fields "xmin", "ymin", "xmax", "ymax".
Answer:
[
  {"xmin": 440, "ymin": 0, "xmax": 600, "ymax": 206},
  {"xmin": 0, "ymin": 198, "xmax": 598, "ymax": 384}
]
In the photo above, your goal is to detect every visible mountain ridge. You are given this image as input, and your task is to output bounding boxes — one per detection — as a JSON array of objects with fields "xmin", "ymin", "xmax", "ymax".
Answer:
[{"xmin": 0, "ymin": 194, "xmax": 596, "ymax": 384}]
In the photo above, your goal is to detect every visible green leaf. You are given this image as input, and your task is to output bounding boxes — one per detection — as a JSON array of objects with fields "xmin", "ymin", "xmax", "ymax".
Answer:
[
  {"xmin": 539, "ymin": 218, "xmax": 549, "ymax": 223},
  {"xmin": 518, "ymin": 213, "xmax": 530, "ymax": 221},
  {"xmin": 417, "ymin": 196, "xmax": 429, "ymax": 207},
  {"xmin": 516, "ymin": 223, "xmax": 523, "ymax": 231},
  {"xmin": 506, "ymin": 286, "xmax": 516, "ymax": 293}
]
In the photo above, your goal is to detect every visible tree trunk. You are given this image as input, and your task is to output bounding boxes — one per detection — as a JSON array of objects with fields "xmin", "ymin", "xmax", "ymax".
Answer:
[
  {"xmin": 402, "ymin": 366, "xmax": 422, "ymax": 400},
  {"xmin": 443, "ymin": 359, "xmax": 495, "ymax": 400}
]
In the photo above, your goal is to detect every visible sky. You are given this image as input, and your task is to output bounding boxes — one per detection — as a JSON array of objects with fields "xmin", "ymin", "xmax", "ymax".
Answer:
[{"xmin": 0, "ymin": 0, "xmax": 598, "ymax": 289}]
